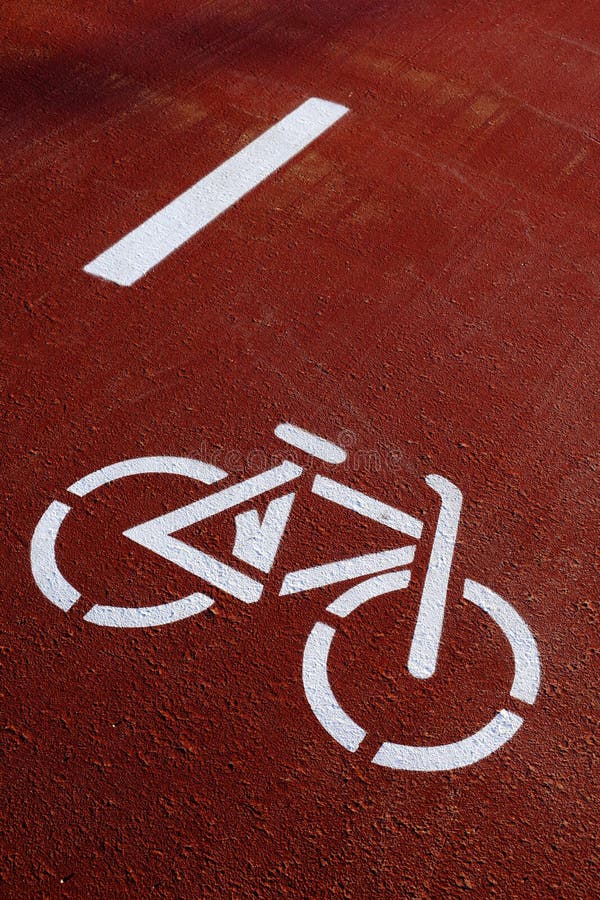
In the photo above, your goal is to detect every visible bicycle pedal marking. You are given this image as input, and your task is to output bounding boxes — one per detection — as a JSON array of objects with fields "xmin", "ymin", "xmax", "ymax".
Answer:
[
  {"xmin": 233, "ymin": 492, "xmax": 295, "ymax": 573},
  {"xmin": 29, "ymin": 423, "xmax": 541, "ymax": 773}
]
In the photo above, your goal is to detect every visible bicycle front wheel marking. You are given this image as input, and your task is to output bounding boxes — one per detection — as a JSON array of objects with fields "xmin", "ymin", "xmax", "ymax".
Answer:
[
  {"xmin": 302, "ymin": 573, "xmax": 540, "ymax": 772},
  {"xmin": 371, "ymin": 710, "xmax": 524, "ymax": 771}
]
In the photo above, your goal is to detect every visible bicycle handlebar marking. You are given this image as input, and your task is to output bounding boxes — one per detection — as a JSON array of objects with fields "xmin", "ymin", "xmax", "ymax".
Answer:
[{"xmin": 29, "ymin": 423, "xmax": 541, "ymax": 773}]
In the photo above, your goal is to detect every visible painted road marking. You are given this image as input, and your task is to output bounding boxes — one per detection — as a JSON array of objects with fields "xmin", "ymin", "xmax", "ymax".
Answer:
[
  {"xmin": 68, "ymin": 455, "xmax": 227, "ymax": 496},
  {"xmin": 303, "ymin": 622, "xmax": 367, "ymax": 753},
  {"xmin": 312, "ymin": 475, "xmax": 423, "ymax": 539},
  {"xmin": 30, "ymin": 423, "xmax": 541, "ymax": 771},
  {"xmin": 371, "ymin": 710, "xmax": 524, "ymax": 771},
  {"xmin": 407, "ymin": 475, "xmax": 463, "ymax": 680},
  {"xmin": 275, "ymin": 423, "xmax": 347, "ymax": 463},
  {"xmin": 84, "ymin": 592, "xmax": 214, "ymax": 628},
  {"xmin": 279, "ymin": 546, "xmax": 415, "ymax": 595},
  {"xmin": 30, "ymin": 501, "xmax": 80, "ymax": 611},
  {"xmin": 123, "ymin": 462, "xmax": 302, "ymax": 604},
  {"xmin": 233, "ymin": 493, "xmax": 296, "ymax": 573},
  {"xmin": 84, "ymin": 97, "xmax": 349, "ymax": 286},
  {"xmin": 464, "ymin": 579, "xmax": 541, "ymax": 705},
  {"xmin": 303, "ymin": 570, "xmax": 539, "ymax": 771},
  {"xmin": 325, "ymin": 569, "xmax": 412, "ymax": 618}
]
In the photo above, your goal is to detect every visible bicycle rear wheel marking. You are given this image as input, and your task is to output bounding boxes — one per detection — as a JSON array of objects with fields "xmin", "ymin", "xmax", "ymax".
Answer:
[
  {"xmin": 85, "ymin": 592, "xmax": 214, "ymax": 628},
  {"xmin": 30, "ymin": 501, "xmax": 80, "ymax": 611}
]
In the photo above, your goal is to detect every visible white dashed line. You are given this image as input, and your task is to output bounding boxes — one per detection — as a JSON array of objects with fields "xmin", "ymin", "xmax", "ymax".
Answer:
[{"xmin": 84, "ymin": 97, "xmax": 349, "ymax": 286}]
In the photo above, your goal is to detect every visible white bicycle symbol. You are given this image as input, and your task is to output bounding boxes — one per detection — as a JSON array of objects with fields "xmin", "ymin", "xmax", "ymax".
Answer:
[{"xmin": 31, "ymin": 423, "xmax": 540, "ymax": 772}]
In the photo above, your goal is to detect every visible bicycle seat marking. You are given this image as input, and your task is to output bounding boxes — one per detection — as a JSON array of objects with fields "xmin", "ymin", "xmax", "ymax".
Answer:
[{"xmin": 30, "ymin": 422, "xmax": 541, "ymax": 773}]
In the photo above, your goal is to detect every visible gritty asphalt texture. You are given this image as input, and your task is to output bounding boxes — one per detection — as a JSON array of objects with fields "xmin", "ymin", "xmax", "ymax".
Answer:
[{"xmin": 1, "ymin": 1, "xmax": 598, "ymax": 897}]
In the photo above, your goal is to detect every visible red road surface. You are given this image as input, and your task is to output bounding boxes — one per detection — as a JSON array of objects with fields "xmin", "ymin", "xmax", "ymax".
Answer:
[{"xmin": 1, "ymin": 1, "xmax": 599, "ymax": 896}]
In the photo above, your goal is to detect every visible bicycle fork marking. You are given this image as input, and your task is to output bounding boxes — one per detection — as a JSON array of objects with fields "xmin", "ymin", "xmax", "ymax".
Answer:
[{"xmin": 29, "ymin": 423, "xmax": 541, "ymax": 772}]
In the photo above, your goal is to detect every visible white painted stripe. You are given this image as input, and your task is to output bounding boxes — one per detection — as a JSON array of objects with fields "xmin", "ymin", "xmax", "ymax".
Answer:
[
  {"xmin": 280, "ymin": 545, "xmax": 414, "ymax": 595},
  {"xmin": 407, "ymin": 475, "xmax": 462, "ymax": 680},
  {"xmin": 326, "ymin": 569, "xmax": 411, "ymax": 618},
  {"xmin": 372, "ymin": 709, "xmax": 523, "ymax": 771},
  {"xmin": 30, "ymin": 502, "xmax": 80, "ymax": 611},
  {"xmin": 84, "ymin": 592, "xmax": 214, "ymax": 628},
  {"xmin": 124, "ymin": 462, "xmax": 301, "ymax": 537},
  {"xmin": 312, "ymin": 475, "xmax": 423, "ymax": 539},
  {"xmin": 233, "ymin": 492, "xmax": 296, "ymax": 573},
  {"xmin": 128, "ymin": 532, "xmax": 264, "ymax": 605},
  {"xmin": 123, "ymin": 463, "xmax": 302, "ymax": 605},
  {"xmin": 274, "ymin": 423, "xmax": 347, "ymax": 464},
  {"xmin": 68, "ymin": 456, "xmax": 226, "ymax": 497},
  {"xmin": 303, "ymin": 622, "xmax": 366, "ymax": 752},
  {"xmin": 464, "ymin": 579, "xmax": 540, "ymax": 705},
  {"xmin": 84, "ymin": 97, "xmax": 349, "ymax": 286}
]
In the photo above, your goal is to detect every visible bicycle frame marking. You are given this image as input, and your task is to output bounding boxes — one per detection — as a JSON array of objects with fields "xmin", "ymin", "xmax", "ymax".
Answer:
[
  {"xmin": 123, "ymin": 461, "xmax": 303, "ymax": 604},
  {"xmin": 29, "ymin": 423, "xmax": 541, "ymax": 773}
]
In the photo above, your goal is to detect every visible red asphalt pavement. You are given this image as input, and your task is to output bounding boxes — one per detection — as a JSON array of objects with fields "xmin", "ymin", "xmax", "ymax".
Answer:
[{"xmin": 1, "ymin": 1, "xmax": 599, "ymax": 896}]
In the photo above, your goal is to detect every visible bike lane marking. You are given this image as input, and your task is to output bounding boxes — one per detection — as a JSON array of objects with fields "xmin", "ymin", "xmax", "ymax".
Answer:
[
  {"xmin": 83, "ymin": 97, "xmax": 348, "ymax": 286},
  {"xmin": 274, "ymin": 422, "xmax": 347, "ymax": 463},
  {"xmin": 3, "ymin": 0, "xmax": 598, "ymax": 893},
  {"xmin": 407, "ymin": 475, "xmax": 462, "ymax": 680},
  {"xmin": 279, "ymin": 545, "xmax": 415, "ymax": 595}
]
